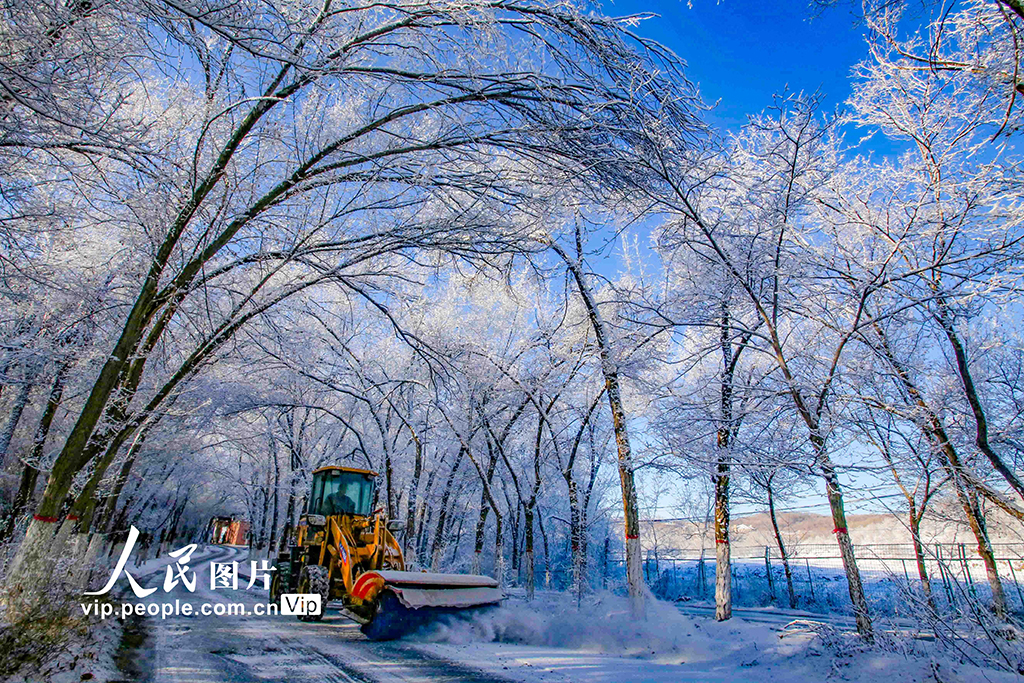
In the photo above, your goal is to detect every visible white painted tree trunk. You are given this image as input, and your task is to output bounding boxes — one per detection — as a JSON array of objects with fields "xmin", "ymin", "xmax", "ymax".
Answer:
[
  {"xmin": 715, "ymin": 540, "xmax": 731, "ymax": 621},
  {"xmin": 495, "ymin": 547, "xmax": 505, "ymax": 589},
  {"xmin": 82, "ymin": 533, "xmax": 111, "ymax": 591},
  {"xmin": 67, "ymin": 533, "xmax": 93, "ymax": 588},
  {"xmin": 5, "ymin": 517, "xmax": 58, "ymax": 607},
  {"xmin": 625, "ymin": 536, "xmax": 645, "ymax": 619}
]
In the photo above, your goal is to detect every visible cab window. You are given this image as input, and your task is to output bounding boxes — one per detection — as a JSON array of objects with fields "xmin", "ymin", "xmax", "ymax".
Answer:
[{"xmin": 308, "ymin": 470, "xmax": 375, "ymax": 516}]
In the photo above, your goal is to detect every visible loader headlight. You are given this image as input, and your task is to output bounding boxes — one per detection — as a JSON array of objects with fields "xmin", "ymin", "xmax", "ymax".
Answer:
[{"xmin": 304, "ymin": 514, "xmax": 326, "ymax": 527}]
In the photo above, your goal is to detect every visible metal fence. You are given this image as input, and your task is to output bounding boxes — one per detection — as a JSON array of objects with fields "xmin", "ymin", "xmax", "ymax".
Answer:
[{"xmin": 603, "ymin": 543, "xmax": 1024, "ymax": 617}]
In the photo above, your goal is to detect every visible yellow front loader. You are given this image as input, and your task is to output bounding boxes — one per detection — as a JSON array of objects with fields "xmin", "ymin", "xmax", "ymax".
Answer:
[{"xmin": 269, "ymin": 465, "xmax": 502, "ymax": 640}]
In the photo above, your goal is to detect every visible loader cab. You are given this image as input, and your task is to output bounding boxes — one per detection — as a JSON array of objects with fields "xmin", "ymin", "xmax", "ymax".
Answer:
[{"xmin": 307, "ymin": 466, "xmax": 376, "ymax": 518}]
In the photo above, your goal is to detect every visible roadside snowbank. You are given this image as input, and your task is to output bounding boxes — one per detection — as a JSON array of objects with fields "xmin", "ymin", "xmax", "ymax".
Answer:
[
  {"xmin": 2, "ymin": 612, "xmax": 123, "ymax": 683},
  {"xmin": 408, "ymin": 591, "xmax": 1021, "ymax": 682},
  {"xmin": 417, "ymin": 589, "xmax": 734, "ymax": 656},
  {"xmin": 0, "ymin": 544, "xmax": 232, "ymax": 683}
]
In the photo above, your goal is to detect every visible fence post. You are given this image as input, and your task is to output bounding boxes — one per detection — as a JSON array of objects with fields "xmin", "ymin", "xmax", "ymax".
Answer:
[
  {"xmin": 805, "ymin": 559, "xmax": 815, "ymax": 602},
  {"xmin": 764, "ymin": 546, "xmax": 775, "ymax": 602}
]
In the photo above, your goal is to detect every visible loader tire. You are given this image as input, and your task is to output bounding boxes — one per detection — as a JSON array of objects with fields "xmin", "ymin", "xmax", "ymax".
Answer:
[
  {"xmin": 297, "ymin": 565, "xmax": 329, "ymax": 622},
  {"xmin": 269, "ymin": 571, "xmax": 283, "ymax": 605},
  {"xmin": 361, "ymin": 590, "xmax": 417, "ymax": 641}
]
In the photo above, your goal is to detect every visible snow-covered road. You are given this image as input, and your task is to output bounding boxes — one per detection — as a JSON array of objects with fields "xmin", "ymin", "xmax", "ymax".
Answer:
[{"xmin": 121, "ymin": 546, "xmax": 511, "ymax": 683}]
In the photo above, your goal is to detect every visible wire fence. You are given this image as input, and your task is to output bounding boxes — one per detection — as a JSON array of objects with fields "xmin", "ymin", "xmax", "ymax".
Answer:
[{"xmin": 601, "ymin": 543, "xmax": 1024, "ymax": 618}]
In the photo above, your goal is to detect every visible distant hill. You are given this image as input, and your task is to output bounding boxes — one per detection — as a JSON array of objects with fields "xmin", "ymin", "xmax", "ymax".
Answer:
[{"xmin": 636, "ymin": 500, "xmax": 1024, "ymax": 557}]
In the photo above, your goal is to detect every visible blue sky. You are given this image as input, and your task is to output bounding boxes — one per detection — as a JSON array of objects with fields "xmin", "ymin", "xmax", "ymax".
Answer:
[
  {"xmin": 596, "ymin": 1, "xmax": 894, "ymax": 518},
  {"xmin": 608, "ymin": 0, "xmax": 869, "ymax": 130}
]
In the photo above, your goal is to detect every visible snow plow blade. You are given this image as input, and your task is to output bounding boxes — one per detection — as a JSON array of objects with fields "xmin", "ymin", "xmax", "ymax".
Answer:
[{"xmin": 354, "ymin": 570, "xmax": 502, "ymax": 640}]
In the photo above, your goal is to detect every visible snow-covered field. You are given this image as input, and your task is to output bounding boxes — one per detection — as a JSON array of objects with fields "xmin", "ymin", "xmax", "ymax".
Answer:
[{"xmin": 635, "ymin": 556, "xmax": 1016, "ymax": 620}]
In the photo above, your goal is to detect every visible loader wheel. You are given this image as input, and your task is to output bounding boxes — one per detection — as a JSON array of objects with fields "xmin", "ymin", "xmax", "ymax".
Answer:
[
  {"xmin": 269, "ymin": 571, "xmax": 284, "ymax": 605},
  {"xmin": 361, "ymin": 590, "xmax": 416, "ymax": 641},
  {"xmin": 297, "ymin": 565, "xmax": 329, "ymax": 622}
]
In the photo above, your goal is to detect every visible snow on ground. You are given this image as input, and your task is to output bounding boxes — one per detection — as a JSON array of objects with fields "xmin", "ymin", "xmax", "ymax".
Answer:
[
  {"xmin": 6, "ymin": 544, "xmax": 1022, "ymax": 682},
  {"xmin": 405, "ymin": 591, "xmax": 1022, "ymax": 682},
  {"xmin": 2, "ymin": 610, "xmax": 123, "ymax": 683},
  {"xmin": 0, "ymin": 543, "xmax": 231, "ymax": 683}
]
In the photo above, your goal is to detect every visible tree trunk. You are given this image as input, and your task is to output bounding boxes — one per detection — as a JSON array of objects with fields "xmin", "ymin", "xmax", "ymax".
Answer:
[
  {"xmin": 873, "ymin": 326, "xmax": 1007, "ymax": 618},
  {"xmin": 66, "ymin": 437, "xmax": 126, "ymax": 536},
  {"xmin": 715, "ymin": 299, "xmax": 735, "ymax": 621},
  {"xmin": 95, "ymin": 418, "xmax": 167, "ymax": 536},
  {"xmin": 404, "ymin": 427, "xmax": 423, "ymax": 560},
  {"xmin": 14, "ymin": 297, "xmax": 176, "ymax": 585},
  {"xmin": 956, "ymin": 476, "xmax": 1007, "ymax": 618},
  {"xmin": 472, "ymin": 497, "xmax": 488, "ymax": 575},
  {"xmin": 0, "ymin": 373, "xmax": 36, "ymax": 465},
  {"xmin": 431, "ymin": 447, "xmax": 464, "ymax": 570},
  {"xmin": 524, "ymin": 506, "xmax": 535, "ymax": 600},
  {"xmin": 471, "ymin": 448, "xmax": 499, "ymax": 574},
  {"xmin": 563, "ymin": 389, "xmax": 603, "ymax": 598},
  {"xmin": 449, "ymin": 495, "xmax": 468, "ymax": 567},
  {"xmin": 494, "ymin": 511, "xmax": 505, "ymax": 588},
  {"xmin": 936, "ymin": 302, "xmax": 1024, "ymax": 501},
  {"xmin": 3, "ymin": 465, "xmax": 40, "ymax": 542},
  {"xmin": 767, "ymin": 483, "xmax": 797, "ymax": 609},
  {"xmin": 280, "ymin": 492, "xmax": 295, "ymax": 552},
  {"xmin": 566, "ymin": 476, "xmax": 583, "ymax": 595},
  {"xmin": 551, "ymin": 239, "xmax": 644, "ymax": 619},
  {"xmin": 909, "ymin": 509, "xmax": 932, "ymax": 602},
  {"xmin": 2, "ymin": 352, "xmax": 73, "ymax": 541},
  {"xmin": 384, "ymin": 446, "xmax": 394, "ymax": 519},
  {"xmin": 537, "ymin": 505, "xmax": 551, "ymax": 589},
  {"xmin": 714, "ymin": 461, "xmax": 731, "ymax": 621},
  {"xmin": 508, "ymin": 494, "xmax": 520, "ymax": 578},
  {"xmin": 268, "ymin": 441, "xmax": 280, "ymax": 558},
  {"xmin": 417, "ymin": 505, "xmax": 433, "ymax": 564},
  {"xmin": 819, "ymin": 448, "xmax": 872, "ymax": 639}
]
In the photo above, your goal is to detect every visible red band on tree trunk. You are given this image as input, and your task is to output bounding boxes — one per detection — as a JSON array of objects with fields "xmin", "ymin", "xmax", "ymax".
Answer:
[
  {"xmin": 66, "ymin": 516, "xmax": 79, "ymax": 521},
  {"xmin": 716, "ymin": 539, "xmax": 729, "ymax": 545},
  {"xmin": 625, "ymin": 534, "xmax": 639, "ymax": 540},
  {"xmin": 832, "ymin": 527, "xmax": 847, "ymax": 534},
  {"xmin": 33, "ymin": 515, "xmax": 59, "ymax": 523}
]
